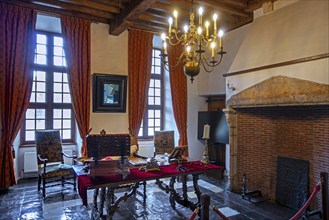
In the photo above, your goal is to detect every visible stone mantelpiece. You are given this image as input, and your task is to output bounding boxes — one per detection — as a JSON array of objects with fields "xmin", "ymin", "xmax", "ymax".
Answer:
[{"xmin": 227, "ymin": 76, "xmax": 329, "ymax": 108}]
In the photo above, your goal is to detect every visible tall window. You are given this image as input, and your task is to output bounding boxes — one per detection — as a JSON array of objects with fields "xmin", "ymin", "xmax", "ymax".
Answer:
[
  {"xmin": 138, "ymin": 48, "xmax": 163, "ymax": 138},
  {"xmin": 22, "ymin": 31, "xmax": 75, "ymax": 144}
]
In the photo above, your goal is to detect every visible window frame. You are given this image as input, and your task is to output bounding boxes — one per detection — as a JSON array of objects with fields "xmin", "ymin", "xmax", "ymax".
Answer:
[
  {"xmin": 139, "ymin": 48, "xmax": 164, "ymax": 139},
  {"xmin": 21, "ymin": 30, "xmax": 75, "ymax": 145}
]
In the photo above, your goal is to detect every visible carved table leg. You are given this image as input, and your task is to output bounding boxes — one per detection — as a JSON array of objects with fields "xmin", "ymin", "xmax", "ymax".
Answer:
[
  {"xmin": 182, "ymin": 175, "xmax": 188, "ymax": 202},
  {"xmin": 91, "ymin": 189, "xmax": 100, "ymax": 220},
  {"xmin": 169, "ymin": 177, "xmax": 176, "ymax": 209},
  {"xmin": 143, "ymin": 181, "xmax": 147, "ymax": 204},
  {"xmin": 192, "ymin": 174, "xmax": 201, "ymax": 204},
  {"xmin": 99, "ymin": 188, "xmax": 106, "ymax": 217},
  {"xmin": 106, "ymin": 187, "xmax": 115, "ymax": 220}
]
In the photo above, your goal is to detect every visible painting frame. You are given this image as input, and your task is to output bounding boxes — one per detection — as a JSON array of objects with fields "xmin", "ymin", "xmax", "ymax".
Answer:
[{"xmin": 93, "ymin": 73, "xmax": 127, "ymax": 112}]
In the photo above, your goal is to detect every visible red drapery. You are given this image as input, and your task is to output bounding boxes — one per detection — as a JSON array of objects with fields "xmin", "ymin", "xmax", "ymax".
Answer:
[
  {"xmin": 61, "ymin": 15, "xmax": 91, "ymax": 157},
  {"xmin": 168, "ymin": 44, "xmax": 188, "ymax": 151},
  {"xmin": 0, "ymin": 3, "xmax": 36, "ymax": 188},
  {"xmin": 128, "ymin": 29, "xmax": 153, "ymax": 137}
]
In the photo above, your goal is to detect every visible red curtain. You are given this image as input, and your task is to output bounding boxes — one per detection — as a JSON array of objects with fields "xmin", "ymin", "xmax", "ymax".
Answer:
[
  {"xmin": 61, "ymin": 15, "xmax": 91, "ymax": 157},
  {"xmin": 168, "ymin": 44, "xmax": 188, "ymax": 151},
  {"xmin": 0, "ymin": 3, "xmax": 36, "ymax": 188},
  {"xmin": 128, "ymin": 29, "xmax": 153, "ymax": 137}
]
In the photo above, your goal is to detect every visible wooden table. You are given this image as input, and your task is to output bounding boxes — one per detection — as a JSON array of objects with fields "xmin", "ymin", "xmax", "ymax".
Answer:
[{"xmin": 74, "ymin": 161, "xmax": 221, "ymax": 220}]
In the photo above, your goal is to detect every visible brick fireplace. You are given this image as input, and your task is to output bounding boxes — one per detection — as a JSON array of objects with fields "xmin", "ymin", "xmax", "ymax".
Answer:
[{"xmin": 224, "ymin": 76, "xmax": 329, "ymax": 209}]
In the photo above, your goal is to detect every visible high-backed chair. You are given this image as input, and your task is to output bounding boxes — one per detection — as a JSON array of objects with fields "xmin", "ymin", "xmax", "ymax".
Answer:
[
  {"xmin": 35, "ymin": 130, "xmax": 76, "ymax": 198},
  {"xmin": 153, "ymin": 130, "xmax": 175, "ymax": 156}
]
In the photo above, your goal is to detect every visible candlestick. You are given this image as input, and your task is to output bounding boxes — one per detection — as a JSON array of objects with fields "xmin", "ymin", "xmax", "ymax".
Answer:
[
  {"xmin": 213, "ymin": 14, "xmax": 217, "ymax": 35},
  {"xmin": 202, "ymin": 124, "xmax": 210, "ymax": 139},
  {"xmin": 205, "ymin": 21, "xmax": 209, "ymax": 38}
]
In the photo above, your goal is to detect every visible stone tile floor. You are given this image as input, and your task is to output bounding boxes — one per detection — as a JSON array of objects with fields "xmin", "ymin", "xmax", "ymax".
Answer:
[{"xmin": 0, "ymin": 175, "xmax": 301, "ymax": 220}]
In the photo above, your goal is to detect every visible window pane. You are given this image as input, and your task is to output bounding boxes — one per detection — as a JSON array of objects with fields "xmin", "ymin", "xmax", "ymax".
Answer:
[
  {"xmin": 63, "ymin": 74, "xmax": 68, "ymax": 83},
  {"xmin": 54, "ymin": 37, "xmax": 63, "ymax": 46},
  {"xmin": 154, "ymin": 50, "xmax": 161, "ymax": 58},
  {"xmin": 138, "ymin": 129, "xmax": 143, "ymax": 137},
  {"xmin": 148, "ymin": 128, "xmax": 154, "ymax": 136},
  {"xmin": 54, "ymin": 83, "xmax": 62, "ymax": 92},
  {"xmin": 54, "ymin": 93, "xmax": 62, "ymax": 103},
  {"xmin": 155, "ymin": 119, "xmax": 161, "ymax": 126},
  {"xmin": 148, "ymin": 119, "xmax": 154, "ymax": 126},
  {"xmin": 155, "ymin": 110, "xmax": 161, "ymax": 118},
  {"xmin": 154, "ymin": 80, "xmax": 161, "ymax": 88},
  {"xmin": 155, "ymin": 97, "xmax": 161, "ymax": 105},
  {"xmin": 30, "ymin": 92, "xmax": 35, "ymax": 102},
  {"xmin": 63, "ymin": 94, "xmax": 71, "ymax": 103},
  {"xmin": 148, "ymin": 97, "xmax": 154, "ymax": 105},
  {"xmin": 26, "ymin": 120, "xmax": 35, "ymax": 130},
  {"xmin": 36, "ymin": 82, "xmax": 46, "ymax": 92},
  {"xmin": 36, "ymin": 54, "xmax": 46, "ymax": 65},
  {"xmin": 54, "ymin": 109, "xmax": 62, "ymax": 119},
  {"xmin": 150, "ymin": 79, "xmax": 154, "ymax": 87},
  {"xmin": 148, "ymin": 88, "xmax": 154, "ymax": 96},
  {"xmin": 36, "ymin": 109, "xmax": 45, "ymax": 119},
  {"xmin": 154, "ymin": 127, "xmax": 160, "ymax": 131},
  {"xmin": 36, "ymin": 93, "xmax": 46, "ymax": 103},
  {"xmin": 53, "ymin": 120, "xmax": 62, "ymax": 129},
  {"xmin": 54, "ymin": 56, "xmax": 63, "ymax": 66},
  {"xmin": 63, "ymin": 109, "xmax": 71, "ymax": 118},
  {"xmin": 54, "ymin": 72, "xmax": 62, "ymax": 82},
  {"xmin": 63, "ymin": 120, "xmax": 71, "ymax": 128},
  {"xmin": 155, "ymin": 88, "xmax": 161, "ymax": 96},
  {"xmin": 154, "ymin": 58, "xmax": 161, "ymax": 66},
  {"xmin": 36, "ymin": 44, "xmax": 46, "ymax": 54},
  {"xmin": 148, "ymin": 110, "xmax": 154, "ymax": 118},
  {"xmin": 154, "ymin": 66, "xmax": 161, "ymax": 74},
  {"xmin": 25, "ymin": 131, "xmax": 35, "ymax": 141},
  {"xmin": 36, "ymin": 71, "xmax": 46, "ymax": 81},
  {"xmin": 26, "ymin": 109, "xmax": 35, "ymax": 119},
  {"xmin": 62, "ymin": 130, "xmax": 71, "ymax": 139},
  {"xmin": 54, "ymin": 46, "xmax": 63, "ymax": 56},
  {"xmin": 63, "ymin": 83, "xmax": 70, "ymax": 93},
  {"xmin": 37, "ymin": 34, "xmax": 46, "ymax": 44},
  {"xmin": 36, "ymin": 120, "xmax": 45, "ymax": 129}
]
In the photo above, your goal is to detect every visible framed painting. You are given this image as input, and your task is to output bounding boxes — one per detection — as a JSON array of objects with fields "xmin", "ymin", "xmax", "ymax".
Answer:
[{"xmin": 93, "ymin": 73, "xmax": 127, "ymax": 112}]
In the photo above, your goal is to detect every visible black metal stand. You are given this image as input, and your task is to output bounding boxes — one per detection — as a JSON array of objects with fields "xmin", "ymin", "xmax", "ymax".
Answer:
[{"xmin": 241, "ymin": 174, "xmax": 262, "ymax": 202}]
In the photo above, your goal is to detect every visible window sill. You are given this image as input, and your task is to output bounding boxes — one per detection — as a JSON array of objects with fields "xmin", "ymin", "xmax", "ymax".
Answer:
[{"xmin": 19, "ymin": 142, "xmax": 76, "ymax": 148}]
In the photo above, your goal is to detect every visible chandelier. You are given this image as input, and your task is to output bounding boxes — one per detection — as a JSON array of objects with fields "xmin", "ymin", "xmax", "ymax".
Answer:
[{"xmin": 160, "ymin": 0, "xmax": 226, "ymax": 83}]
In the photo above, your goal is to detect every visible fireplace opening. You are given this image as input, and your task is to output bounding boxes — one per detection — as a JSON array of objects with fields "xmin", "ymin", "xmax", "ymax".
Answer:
[{"xmin": 276, "ymin": 156, "xmax": 309, "ymax": 210}]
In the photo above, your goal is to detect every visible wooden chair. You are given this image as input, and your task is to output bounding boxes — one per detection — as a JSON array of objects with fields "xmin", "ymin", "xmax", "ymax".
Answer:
[
  {"xmin": 35, "ymin": 130, "xmax": 76, "ymax": 199},
  {"xmin": 153, "ymin": 130, "xmax": 175, "ymax": 156}
]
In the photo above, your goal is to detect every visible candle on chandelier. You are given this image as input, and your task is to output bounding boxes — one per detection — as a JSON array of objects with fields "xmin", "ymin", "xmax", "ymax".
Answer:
[
  {"xmin": 211, "ymin": 42, "xmax": 215, "ymax": 58},
  {"xmin": 163, "ymin": 42, "xmax": 167, "ymax": 55},
  {"xmin": 198, "ymin": 7, "xmax": 203, "ymax": 26},
  {"xmin": 205, "ymin": 21, "xmax": 209, "ymax": 37},
  {"xmin": 168, "ymin": 17, "xmax": 173, "ymax": 34},
  {"xmin": 213, "ymin": 14, "xmax": 218, "ymax": 35},
  {"xmin": 173, "ymin": 10, "xmax": 178, "ymax": 28},
  {"xmin": 203, "ymin": 124, "xmax": 210, "ymax": 139},
  {"xmin": 218, "ymin": 29, "xmax": 224, "ymax": 49}
]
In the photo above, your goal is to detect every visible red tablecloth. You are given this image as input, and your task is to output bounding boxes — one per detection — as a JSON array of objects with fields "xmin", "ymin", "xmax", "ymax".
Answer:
[{"xmin": 78, "ymin": 161, "xmax": 221, "ymax": 205}]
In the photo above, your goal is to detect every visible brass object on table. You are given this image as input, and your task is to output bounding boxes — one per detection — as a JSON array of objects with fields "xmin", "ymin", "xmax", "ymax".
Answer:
[{"xmin": 139, "ymin": 158, "xmax": 160, "ymax": 172}]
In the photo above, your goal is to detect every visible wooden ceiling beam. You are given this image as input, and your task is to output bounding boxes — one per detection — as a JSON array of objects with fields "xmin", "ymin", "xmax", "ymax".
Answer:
[
  {"xmin": 52, "ymin": 0, "xmax": 120, "ymax": 13},
  {"xmin": 195, "ymin": 0, "xmax": 252, "ymax": 17},
  {"xmin": 109, "ymin": 0, "xmax": 157, "ymax": 36},
  {"xmin": 246, "ymin": 0, "xmax": 277, "ymax": 12},
  {"xmin": 25, "ymin": 0, "xmax": 114, "ymax": 19},
  {"xmin": 3, "ymin": 0, "xmax": 111, "ymax": 23}
]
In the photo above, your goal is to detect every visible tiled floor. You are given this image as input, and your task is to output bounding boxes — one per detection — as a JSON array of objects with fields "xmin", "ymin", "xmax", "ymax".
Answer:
[{"xmin": 0, "ymin": 174, "xmax": 301, "ymax": 220}]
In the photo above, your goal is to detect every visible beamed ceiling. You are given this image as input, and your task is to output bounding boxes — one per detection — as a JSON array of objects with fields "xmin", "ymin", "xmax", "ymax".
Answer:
[{"xmin": 4, "ymin": 0, "xmax": 275, "ymax": 35}]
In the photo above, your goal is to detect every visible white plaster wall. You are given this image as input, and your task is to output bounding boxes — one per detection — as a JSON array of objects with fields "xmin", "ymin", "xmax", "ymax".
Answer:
[
  {"xmin": 187, "ymin": 81, "xmax": 207, "ymax": 160},
  {"xmin": 226, "ymin": 0, "xmax": 329, "ymax": 99},
  {"xmin": 90, "ymin": 23, "xmax": 129, "ymax": 134}
]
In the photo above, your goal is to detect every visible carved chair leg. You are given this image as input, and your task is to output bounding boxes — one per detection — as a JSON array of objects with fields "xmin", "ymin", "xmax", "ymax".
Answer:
[
  {"xmin": 38, "ymin": 175, "xmax": 41, "ymax": 191},
  {"xmin": 73, "ymin": 174, "xmax": 77, "ymax": 191},
  {"xmin": 42, "ymin": 178, "xmax": 46, "ymax": 198}
]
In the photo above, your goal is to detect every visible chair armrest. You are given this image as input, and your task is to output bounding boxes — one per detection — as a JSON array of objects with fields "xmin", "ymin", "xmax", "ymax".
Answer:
[
  {"xmin": 37, "ymin": 154, "xmax": 48, "ymax": 163},
  {"xmin": 133, "ymin": 153, "xmax": 148, "ymax": 159},
  {"xmin": 62, "ymin": 152, "xmax": 77, "ymax": 159}
]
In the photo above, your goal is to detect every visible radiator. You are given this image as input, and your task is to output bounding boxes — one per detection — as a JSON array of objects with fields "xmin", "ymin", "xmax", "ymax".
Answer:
[
  {"xmin": 23, "ymin": 151, "xmax": 38, "ymax": 173},
  {"xmin": 63, "ymin": 149, "xmax": 73, "ymax": 165},
  {"xmin": 23, "ymin": 149, "xmax": 74, "ymax": 174}
]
